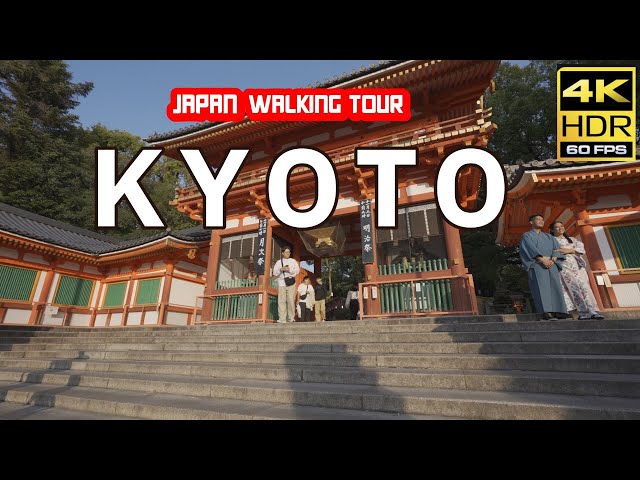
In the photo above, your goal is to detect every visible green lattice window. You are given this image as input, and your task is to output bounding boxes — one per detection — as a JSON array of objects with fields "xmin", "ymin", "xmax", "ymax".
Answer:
[
  {"xmin": 135, "ymin": 278, "xmax": 161, "ymax": 305},
  {"xmin": 608, "ymin": 224, "xmax": 640, "ymax": 269},
  {"xmin": 54, "ymin": 275, "xmax": 94, "ymax": 307},
  {"xmin": 103, "ymin": 282, "xmax": 127, "ymax": 307},
  {"xmin": 0, "ymin": 264, "xmax": 38, "ymax": 302}
]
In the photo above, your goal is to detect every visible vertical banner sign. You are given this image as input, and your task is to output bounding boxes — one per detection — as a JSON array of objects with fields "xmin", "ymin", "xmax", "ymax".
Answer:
[
  {"xmin": 255, "ymin": 218, "xmax": 268, "ymax": 275},
  {"xmin": 360, "ymin": 199, "xmax": 374, "ymax": 264},
  {"xmin": 557, "ymin": 66, "xmax": 636, "ymax": 161}
]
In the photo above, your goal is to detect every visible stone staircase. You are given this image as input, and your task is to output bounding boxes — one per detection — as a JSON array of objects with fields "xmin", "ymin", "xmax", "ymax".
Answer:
[{"xmin": 1, "ymin": 313, "xmax": 640, "ymax": 420}]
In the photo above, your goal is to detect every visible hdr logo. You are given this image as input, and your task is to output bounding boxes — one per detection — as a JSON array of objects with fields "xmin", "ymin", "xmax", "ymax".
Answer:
[{"xmin": 557, "ymin": 66, "xmax": 636, "ymax": 161}]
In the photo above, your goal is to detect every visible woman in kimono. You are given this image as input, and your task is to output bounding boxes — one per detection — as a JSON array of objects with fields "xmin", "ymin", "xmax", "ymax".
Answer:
[{"xmin": 550, "ymin": 221, "xmax": 604, "ymax": 320}]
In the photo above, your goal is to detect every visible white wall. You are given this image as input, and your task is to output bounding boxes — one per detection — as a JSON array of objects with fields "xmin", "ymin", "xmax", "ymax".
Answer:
[
  {"xmin": 143, "ymin": 311, "xmax": 159, "ymax": 325},
  {"xmin": 47, "ymin": 273, "xmax": 61, "ymax": 303},
  {"xmin": 69, "ymin": 313, "xmax": 91, "ymax": 327},
  {"xmin": 108, "ymin": 313, "xmax": 123, "ymax": 327},
  {"xmin": 0, "ymin": 247, "xmax": 19, "ymax": 259},
  {"xmin": 176, "ymin": 261, "xmax": 206, "ymax": 275},
  {"xmin": 126, "ymin": 311, "xmax": 142, "ymax": 326},
  {"xmin": 90, "ymin": 281, "xmax": 102, "ymax": 307},
  {"xmin": 84, "ymin": 265, "xmax": 100, "ymax": 275},
  {"xmin": 58, "ymin": 261, "xmax": 80, "ymax": 271},
  {"xmin": 593, "ymin": 226, "xmax": 620, "ymax": 276},
  {"xmin": 32, "ymin": 270, "xmax": 47, "ymax": 302},
  {"xmin": 2, "ymin": 308, "xmax": 30, "ymax": 325},
  {"xmin": 588, "ymin": 194, "xmax": 631, "ymax": 210},
  {"xmin": 169, "ymin": 278, "xmax": 204, "ymax": 307},
  {"xmin": 94, "ymin": 313, "xmax": 108, "ymax": 327},
  {"xmin": 166, "ymin": 311, "xmax": 189, "ymax": 326},
  {"xmin": 24, "ymin": 253, "xmax": 47, "ymax": 265},
  {"xmin": 612, "ymin": 284, "xmax": 640, "ymax": 307}
]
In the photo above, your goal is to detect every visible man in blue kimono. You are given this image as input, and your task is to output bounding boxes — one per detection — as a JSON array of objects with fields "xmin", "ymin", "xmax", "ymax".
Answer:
[{"xmin": 520, "ymin": 214, "xmax": 571, "ymax": 320}]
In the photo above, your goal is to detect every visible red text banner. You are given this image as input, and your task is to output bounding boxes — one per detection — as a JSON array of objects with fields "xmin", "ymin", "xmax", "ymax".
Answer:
[{"xmin": 167, "ymin": 88, "xmax": 411, "ymax": 122}]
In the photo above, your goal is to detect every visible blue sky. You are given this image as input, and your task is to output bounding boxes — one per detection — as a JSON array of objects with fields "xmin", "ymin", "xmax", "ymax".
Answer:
[
  {"xmin": 67, "ymin": 60, "xmax": 530, "ymax": 140},
  {"xmin": 67, "ymin": 60, "xmax": 374, "ymax": 139}
]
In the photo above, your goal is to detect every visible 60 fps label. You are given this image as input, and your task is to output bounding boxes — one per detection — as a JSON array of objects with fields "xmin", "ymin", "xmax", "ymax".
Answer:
[{"xmin": 557, "ymin": 66, "xmax": 636, "ymax": 161}]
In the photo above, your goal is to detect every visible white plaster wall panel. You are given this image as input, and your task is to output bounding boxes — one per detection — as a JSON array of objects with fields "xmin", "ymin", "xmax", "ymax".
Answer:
[
  {"xmin": 336, "ymin": 197, "xmax": 359, "ymax": 209},
  {"xmin": 612, "ymin": 283, "xmax": 640, "ymax": 307},
  {"xmin": 0, "ymin": 247, "xmax": 19, "ymax": 258},
  {"xmin": 176, "ymin": 261, "xmax": 206, "ymax": 274},
  {"xmin": 406, "ymin": 183, "xmax": 434, "ymax": 197},
  {"xmin": 32, "ymin": 270, "xmax": 47, "ymax": 302},
  {"xmin": 3, "ymin": 309, "xmax": 31, "ymax": 325},
  {"xmin": 126, "ymin": 311, "xmax": 142, "ymax": 326},
  {"xmin": 69, "ymin": 313, "xmax": 91, "ymax": 327},
  {"xmin": 226, "ymin": 219, "xmax": 240, "ymax": 228},
  {"xmin": 166, "ymin": 311, "xmax": 188, "ymax": 326},
  {"xmin": 108, "ymin": 313, "xmax": 123, "ymax": 326},
  {"xmin": 24, "ymin": 253, "xmax": 47, "ymax": 265},
  {"xmin": 90, "ymin": 281, "xmax": 101, "ymax": 307},
  {"xmin": 143, "ymin": 311, "xmax": 159, "ymax": 325},
  {"xmin": 593, "ymin": 226, "xmax": 620, "ymax": 276},
  {"xmin": 169, "ymin": 278, "xmax": 204, "ymax": 307},
  {"xmin": 84, "ymin": 265, "xmax": 100, "ymax": 275},
  {"xmin": 94, "ymin": 314, "xmax": 108, "ymax": 327},
  {"xmin": 58, "ymin": 261, "xmax": 80, "ymax": 271},
  {"xmin": 47, "ymin": 273, "xmax": 61, "ymax": 303},
  {"xmin": 587, "ymin": 194, "xmax": 631, "ymax": 210},
  {"xmin": 140, "ymin": 262, "xmax": 152, "ymax": 271},
  {"xmin": 41, "ymin": 312, "xmax": 64, "ymax": 326},
  {"xmin": 243, "ymin": 216, "xmax": 259, "ymax": 226},
  {"xmin": 590, "ymin": 211, "xmax": 639, "ymax": 219}
]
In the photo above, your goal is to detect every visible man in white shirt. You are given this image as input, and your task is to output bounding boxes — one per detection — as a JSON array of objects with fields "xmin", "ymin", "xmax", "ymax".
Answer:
[{"xmin": 272, "ymin": 246, "xmax": 300, "ymax": 323}]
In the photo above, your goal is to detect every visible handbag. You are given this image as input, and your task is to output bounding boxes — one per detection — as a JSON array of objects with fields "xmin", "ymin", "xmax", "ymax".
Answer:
[
  {"xmin": 300, "ymin": 286, "xmax": 308, "ymax": 300},
  {"xmin": 280, "ymin": 257, "xmax": 296, "ymax": 286}
]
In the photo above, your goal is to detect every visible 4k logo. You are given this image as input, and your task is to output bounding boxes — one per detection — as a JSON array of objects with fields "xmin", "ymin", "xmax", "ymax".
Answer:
[{"xmin": 557, "ymin": 66, "xmax": 636, "ymax": 161}]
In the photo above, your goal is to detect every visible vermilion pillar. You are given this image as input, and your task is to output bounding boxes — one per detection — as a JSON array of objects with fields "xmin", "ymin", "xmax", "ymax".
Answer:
[
  {"xmin": 157, "ymin": 262, "xmax": 174, "ymax": 325},
  {"xmin": 364, "ymin": 203, "xmax": 381, "ymax": 316},
  {"xmin": 259, "ymin": 219, "xmax": 274, "ymax": 322},
  {"xmin": 28, "ymin": 265, "xmax": 56, "ymax": 325},
  {"xmin": 201, "ymin": 231, "xmax": 221, "ymax": 322},
  {"xmin": 576, "ymin": 209, "xmax": 617, "ymax": 309},
  {"xmin": 442, "ymin": 219, "xmax": 475, "ymax": 312}
]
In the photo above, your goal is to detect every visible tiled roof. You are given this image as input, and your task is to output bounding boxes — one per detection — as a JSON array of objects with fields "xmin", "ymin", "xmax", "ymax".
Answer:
[
  {"xmin": 143, "ymin": 60, "xmax": 404, "ymax": 143},
  {"xmin": 0, "ymin": 202, "xmax": 209, "ymax": 255},
  {"xmin": 504, "ymin": 159, "xmax": 624, "ymax": 190}
]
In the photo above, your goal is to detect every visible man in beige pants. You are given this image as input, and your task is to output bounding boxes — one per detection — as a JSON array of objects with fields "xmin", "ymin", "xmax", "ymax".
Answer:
[{"xmin": 272, "ymin": 246, "xmax": 300, "ymax": 323}]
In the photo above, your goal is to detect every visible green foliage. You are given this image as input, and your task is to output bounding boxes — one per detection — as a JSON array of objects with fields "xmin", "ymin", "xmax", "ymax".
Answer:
[
  {"xmin": 322, "ymin": 256, "xmax": 364, "ymax": 298},
  {"xmin": 0, "ymin": 60, "xmax": 94, "ymax": 227},
  {"xmin": 0, "ymin": 60, "xmax": 197, "ymax": 240},
  {"xmin": 487, "ymin": 60, "xmax": 640, "ymax": 164}
]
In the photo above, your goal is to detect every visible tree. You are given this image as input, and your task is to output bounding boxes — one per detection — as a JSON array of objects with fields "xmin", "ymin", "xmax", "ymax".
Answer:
[
  {"xmin": 82, "ymin": 124, "xmax": 197, "ymax": 239},
  {"xmin": 487, "ymin": 60, "xmax": 640, "ymax": 164},
  {"xmin": 0, "ymin": 60, "xmax": 94, "ymax": 225}
]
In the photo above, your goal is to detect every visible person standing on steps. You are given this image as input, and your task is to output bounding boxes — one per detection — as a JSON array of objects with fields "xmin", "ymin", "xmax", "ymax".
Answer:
[
  {"xmin": 550, "ymin": 221, "xmax": 605, "ymax": 320},
  {"xmin": 344, "ymin": 285, "xmax": 360, "ymax": 320},
  {"xmin": 313, "ymin": 277, "xmax": 328, "ymax": 322},
  {"xmin": 297, "ymin": 276, "xmax": 315, "ymax": 322},
  {"xmin": 272, "ymin": 246, "xmax": 300, "ymax": 323},
  {"xmin": 519, "ymin": 214, "xmax": 571, "ymax": 321}
]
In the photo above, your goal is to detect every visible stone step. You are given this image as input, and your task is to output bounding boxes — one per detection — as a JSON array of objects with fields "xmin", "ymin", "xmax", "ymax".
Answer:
[
  {"xmin": 1, "ymin": 363, "xmax": 639, "ymax": 398},
  {"xmin": 1, "ymin": 376, "xmax": 638, "ymax": 420},
  {"xmin": 3, "ymin": 329, "xmax": 640, "ymax": 345},
  {"xmin": 0, "ymin": 381, "xmax": 451, "ymax": 420},
  {"xmin": 0, "ymin": 351, "xmax": 639, "ymax": 374},
  {"xmin": 0, "ymin": 401, "xmax": 131, "ymax": 420},
  {"xmin": 1, "ymin": 341, "xmax": 639, "ymax": 356},
  {"xmin": 2, "ymin": 319, "xmax": 640, "ymax": 340}
]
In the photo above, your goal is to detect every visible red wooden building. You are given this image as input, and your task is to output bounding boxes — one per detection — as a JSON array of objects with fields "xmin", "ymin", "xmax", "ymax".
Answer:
[
  {"xmin": 497, "ymin": 158, "xmax": 640, "ymax": 310},
  {"xmin": 146, "ymin": 60, "xmax": 500, "ymax": 322}
]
